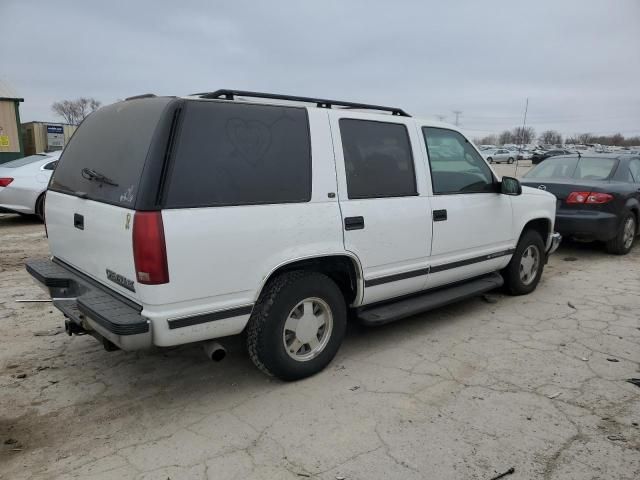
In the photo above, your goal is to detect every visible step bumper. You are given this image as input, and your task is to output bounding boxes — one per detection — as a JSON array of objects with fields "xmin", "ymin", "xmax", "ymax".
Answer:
[{"xmin": 25, "ymin": 258, "xmax": 151, "ymax": 351}]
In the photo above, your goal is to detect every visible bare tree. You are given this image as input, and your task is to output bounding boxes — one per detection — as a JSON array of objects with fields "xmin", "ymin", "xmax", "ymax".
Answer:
[
  {"xmin": 539, "ymin": 130, "xmax": 563, "ymax": 145},
  {"xmin": 477, "ymin": 134, "xmax": 498, "ymax": 145},
  {"xmin": 51, "ymin": 97, "xmax": 102, "ymax": 125},
  {"xmin": 574, "ymin": 132, "xmax": 593, "ymax": 144},
  {"xmin": 498, "ymin": 130, "xmax": 515, "ymax": 145},
  {"xmin": 512, "ymin": 126, "xmax": 536, "ymax": 145}
]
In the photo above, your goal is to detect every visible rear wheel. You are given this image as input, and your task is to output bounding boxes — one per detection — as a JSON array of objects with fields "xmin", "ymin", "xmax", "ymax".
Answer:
[
  {"xmin": 503, "ymin": 229, "xmax": 545, "ymax": 295},
  {"xmin": 606, "ymin": 212, "xmax": 636, "ymax": 255},
  {"xmin": 246, "ymin": 271, "xmax": 347, "ymax": 381},
  {"xmin": 487, "ymin": 157, "xmax": 493, "ymax": 163},
  {"xmin": 508, "ymin": 157, "xmax": 515, "ymax": 164},
  {"xmin": 35, "ymin": 193, "xmax": 46, "ymax": 221}
]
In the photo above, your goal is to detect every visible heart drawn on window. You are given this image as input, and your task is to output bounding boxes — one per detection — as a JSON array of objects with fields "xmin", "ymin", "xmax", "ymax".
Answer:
[{"xmin": 226, "ymin": 118, "xmax": 272, "ymax": 166}]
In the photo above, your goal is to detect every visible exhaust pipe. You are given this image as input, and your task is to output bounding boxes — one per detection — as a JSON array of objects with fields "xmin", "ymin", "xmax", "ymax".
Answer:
[{"xmin": 203, "ymin": 340, "xmax": 226, "ymax": 362}]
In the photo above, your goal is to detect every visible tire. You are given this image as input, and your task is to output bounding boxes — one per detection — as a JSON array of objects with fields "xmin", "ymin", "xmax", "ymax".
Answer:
[
  {"xmin": 487, "ymin": 157, "xmax": 493, "ymax": 163},
  {"xmin": 502, "ymin": 229, "xmax": 545, "ymax": 295},
  {"xmin": 508, "ymin": 157, "xmax": 514, "ymax": 164},
  {"xmin": 246, "ymin": 270, "xmax": 347, "ymax": 381},
  {"xmin": 35, "ymin": 193, "xmax": 46, "ymax": 222},
  {"xmin": 605, "ymin": 211, "xmax": 636, "ymax": 255}
]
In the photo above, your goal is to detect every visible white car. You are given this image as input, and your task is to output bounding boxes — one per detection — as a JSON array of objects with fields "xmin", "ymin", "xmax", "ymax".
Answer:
[
  {"xmin": 0, "ymin": 151, "xmax": 61, "ymax": 219},
  {"xmin": 483, "ymin": 148, "xmax": 516, "ymax": 164},
  {"xmin": 27, "ymin": 90, "xmax": 560, "ymax": 381}
]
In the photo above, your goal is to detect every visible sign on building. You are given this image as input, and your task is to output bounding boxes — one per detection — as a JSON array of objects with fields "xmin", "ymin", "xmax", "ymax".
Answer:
[{"xmin": 46, "ymin": 125, "xmax": 65, "ymax": 150}]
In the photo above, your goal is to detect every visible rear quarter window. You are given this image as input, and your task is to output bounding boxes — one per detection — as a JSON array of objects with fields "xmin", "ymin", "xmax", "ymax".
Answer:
[
  {"xmin": 163, "ymin": 101, "xmax": 311, "ymax": 207},
  {"xmin": 49, "ymin": 98, "xmax": 173, "ymax": 207}
]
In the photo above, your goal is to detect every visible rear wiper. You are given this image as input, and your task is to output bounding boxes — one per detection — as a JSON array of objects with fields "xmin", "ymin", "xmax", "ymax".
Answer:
[{"xmin": 81, "ymin": 168, "xmax": 119, "ymax": 186}]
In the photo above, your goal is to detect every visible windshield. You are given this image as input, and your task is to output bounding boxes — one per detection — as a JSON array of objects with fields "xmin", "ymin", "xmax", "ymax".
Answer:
[
  {"xmin": 525, "ymin": 156, "xmax": 618, "ymax": 181},
  {"xmin": 49, "ymin": 97, "xmax": 172, "ymax": 207},
  {"xmin": 1, "ymin": 154, "xmax": 49, "ymax": 168}
]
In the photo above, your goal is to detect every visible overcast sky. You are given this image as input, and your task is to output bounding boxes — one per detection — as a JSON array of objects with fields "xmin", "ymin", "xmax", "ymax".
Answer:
[{"xmin": 3, "ymin": 0, "xmax": 639, "ymax": 140}]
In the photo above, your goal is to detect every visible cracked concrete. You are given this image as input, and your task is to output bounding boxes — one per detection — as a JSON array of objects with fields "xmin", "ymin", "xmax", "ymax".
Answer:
[{"xmin": 1, "ymin": 211, "xmax": 639, "ymax": 480}]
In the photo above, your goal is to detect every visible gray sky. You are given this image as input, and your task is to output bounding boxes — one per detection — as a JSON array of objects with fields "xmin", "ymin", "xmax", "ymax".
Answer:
[{"xmin": 3, "ymin": 0, "xmax": 639, "ymax": 140}]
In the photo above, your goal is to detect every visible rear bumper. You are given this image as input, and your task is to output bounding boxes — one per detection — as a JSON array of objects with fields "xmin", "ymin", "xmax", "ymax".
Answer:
[
  {"xmin": 26, "ymin": 258, "xmax": 151, "ymax": 351},
  {"xmin": 555, "ymin": 210, "xmax": 618, "ymax": 241}
]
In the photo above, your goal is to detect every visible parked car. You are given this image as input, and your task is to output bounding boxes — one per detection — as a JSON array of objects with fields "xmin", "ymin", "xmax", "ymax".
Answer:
[
  {"xmin": 531, "ymin": 149, "xmax": 574, "ymax": 165},
  {"xmin": 522, "ymin": 154, "xmax": 640, "ymax": 254},
  {"xmin": 26, "ymin": 90, "xmax": 560, "ymax": 380},
  {"xmin": 0, "ymin": 151, "xmax": 61, "ymax": 220},
  {"xmin": 483, "ymin": 148, "xmax": 516, "ymax": 164}
]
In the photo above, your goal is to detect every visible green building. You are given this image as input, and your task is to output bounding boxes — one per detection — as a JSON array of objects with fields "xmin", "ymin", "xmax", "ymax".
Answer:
[{"xmin": 0, "ymin": 79, "xmax": 25, "ymax": 164}]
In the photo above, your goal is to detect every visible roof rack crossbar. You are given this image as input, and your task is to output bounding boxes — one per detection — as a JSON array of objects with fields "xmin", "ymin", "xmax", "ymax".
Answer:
[{"xmin": 190, "ymin": 89, "xmax": 410, "ymax": 117}]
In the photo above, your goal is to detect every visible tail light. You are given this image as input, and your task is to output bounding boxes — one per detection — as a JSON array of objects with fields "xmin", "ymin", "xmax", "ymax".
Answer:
[
  {"xmin": 0, "ymin": 178, "xmax": 14, "ymax": 187},
  {"xmin": 132, "ymin": 211, "xmax": 169, "ymax": 285},
  {"xmin": 566, "ymin": 191, "xmax": 613, "ymax": 204}
]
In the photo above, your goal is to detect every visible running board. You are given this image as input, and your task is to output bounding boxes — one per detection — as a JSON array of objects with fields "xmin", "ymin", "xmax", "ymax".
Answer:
[{"xmin": 357, "ymin": 272, "xmax": 504, "ymax": 326}]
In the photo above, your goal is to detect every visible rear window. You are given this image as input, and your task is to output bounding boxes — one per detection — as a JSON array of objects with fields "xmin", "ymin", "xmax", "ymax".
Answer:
[
  {"xmin": 2, "ymin": 154, "xmax": 49, "ymax": 168},
  {"xmin": 49, "ymin": 98, "xmax": 172, "ymax": 207},
  {"xmin": 164, "ymin": 101, "xmax": 311, "ymax": 207},
  {"xmin": 526, "ymin": 157, "xmax": 617, "ymax": 181}
]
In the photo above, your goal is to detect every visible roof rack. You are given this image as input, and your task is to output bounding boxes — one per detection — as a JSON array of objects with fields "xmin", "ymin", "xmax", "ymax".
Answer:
[
  {"xmin": 124, "ymin": 93, "xmax": 157, "ymax": 101},
  {"xmin": 190, "ymin": 89, "xmax": 410, "ymax": 117}
]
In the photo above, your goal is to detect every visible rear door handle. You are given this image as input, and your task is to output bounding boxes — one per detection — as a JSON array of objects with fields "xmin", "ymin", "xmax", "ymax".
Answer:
[
  {"xmin": 433, "ymin": 209, "xmax": 447, "ymax": 222},
  {"xmin": 344, "ymin": 216, "xmax": 365, "ymax": 230},
  {"xmin": 74, "ymin": 213, "xmax": 84, "ymax": 230}
]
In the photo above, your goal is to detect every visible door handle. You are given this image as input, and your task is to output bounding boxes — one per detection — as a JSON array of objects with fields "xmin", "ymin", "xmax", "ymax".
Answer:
[
  {"xmin": 74, "ymin": 213, "xmax": 84, "ymax": 230},
  {"xmin": 344, "ymin": 216, "xmax": 365, "ymax": 230},
  {"xmin": 433, "ymin": 209, "xmax": 447, "ymax": 222}
]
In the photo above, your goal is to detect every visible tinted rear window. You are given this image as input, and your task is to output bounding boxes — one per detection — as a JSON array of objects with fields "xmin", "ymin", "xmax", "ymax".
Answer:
[
  {"xmin": 49, "ymin": 98, "xmax": 172, "ymax": 207},
  {"xmin": 164, "ymin": 101, "xmax": 311, "ymax": 207},
  {"xmin": 526, "ymin": 156, "xmax": 617, "ymax": 181}
]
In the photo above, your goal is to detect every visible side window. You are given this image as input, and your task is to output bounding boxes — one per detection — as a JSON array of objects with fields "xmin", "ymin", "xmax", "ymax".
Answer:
[
  {"xmin": 43, "ymin": 161, "xmax": 58, "ymax": 171},
  {"xmin": 629, "ymin": 159, "xmax": 640, "ymax": 183},
  {"xmin": 422, "ymin": 127, "xmax": 495, "ymax": 194},
  {"xmin": 165, "ymin": 101, "xmax": 311, "ymax": 207},
  {"xmin": 339, "ymin": 119, "xmax": 417, "ymax": 199}
]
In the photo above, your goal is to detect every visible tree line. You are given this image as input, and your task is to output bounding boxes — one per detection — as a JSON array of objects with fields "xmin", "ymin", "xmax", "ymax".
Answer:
[{"xmin": 474, "ymin": 127, "xmax": 640, "ymax": 147}]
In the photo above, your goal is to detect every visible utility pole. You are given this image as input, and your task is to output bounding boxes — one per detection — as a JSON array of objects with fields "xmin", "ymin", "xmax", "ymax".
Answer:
[
  {"xmin": 515, "ymin": 97, "xmax": 529, "ymax": 178},
  {"xmin": 452, "ymin": 110, "xmax": 462, "ymax": 126}
]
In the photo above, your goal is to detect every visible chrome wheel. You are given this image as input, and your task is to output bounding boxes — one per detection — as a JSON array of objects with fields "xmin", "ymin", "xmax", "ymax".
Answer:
[
  {"xmin": 623, "ymin": 217, "xmax": 635, "ymax": 250},
  {"xmin": 519, "ymin": 245, "xmax": 540, "ymax": 285},
  {"xmin": 283, "ymin": 297, "xmax": 333, "ymax": 362}
]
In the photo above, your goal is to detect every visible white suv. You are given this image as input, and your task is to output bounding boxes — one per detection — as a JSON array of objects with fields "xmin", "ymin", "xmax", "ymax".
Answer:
[{"xmin": 27, "ymin": 90, "xmax": 561, "ymax": 380}]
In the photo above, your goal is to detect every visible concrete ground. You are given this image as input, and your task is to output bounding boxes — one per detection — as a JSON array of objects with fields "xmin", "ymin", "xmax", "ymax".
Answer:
[{"xmin": 1, "ymin": 188, "xmax": 639, "ymax": 479}]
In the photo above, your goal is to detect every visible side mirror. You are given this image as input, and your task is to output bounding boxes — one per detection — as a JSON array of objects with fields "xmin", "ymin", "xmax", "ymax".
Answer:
[{"xmin": 500, "ymin": 176, "xmax": 522, "ymax": 196}]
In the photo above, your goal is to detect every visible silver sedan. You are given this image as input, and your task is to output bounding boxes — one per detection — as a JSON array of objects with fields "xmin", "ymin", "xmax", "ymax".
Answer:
[
  {"xmin": 483, "ymin": 148, "xmax": 516, "ymax": 164},
  {"xmin": 0, "ymin": 152, "xmax": 61, "ymax": 220}
]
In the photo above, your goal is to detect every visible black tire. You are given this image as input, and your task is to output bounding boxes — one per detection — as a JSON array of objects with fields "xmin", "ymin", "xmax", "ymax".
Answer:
[
  {"xmin": 502, "ymin": 229, "xmax": 546, "ymax": 295},
  {"xmin": 246, "ymin": 270, "xmax": 347, "ymax": 381},
  {"xmin": 35, "ymin": 193, "xmax": 46, "ymax": 221},
  {"xmin": 508, "ymin": 157, "xmax": 515, "ymax": 164},
  {"xmin": 487, "ymin": 157, "xmax": 493, "ymax": 163},
  {"xmin": 605, "ymin": 211, "xmax": 636, "ymax": 255}
]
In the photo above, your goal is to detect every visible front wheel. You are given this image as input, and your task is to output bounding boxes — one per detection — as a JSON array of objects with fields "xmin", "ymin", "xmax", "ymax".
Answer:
[
  {"xmin": 606, "ymin": 212, "xmax": 636, "ymax": 255},
  {"xmin": 508, "ymin": 157, "xmax": 515, "ymax": 164},
  {"xmin": 487, "ymin": 157, "xmax": 493, "ymax": 163},
  {"xmin": 246, "ymin": 271, "xmax": 347, "ymax": 381},
  {"xmin": 502, "ymin": 229, "xmax": 545, "ymax": 295}
]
